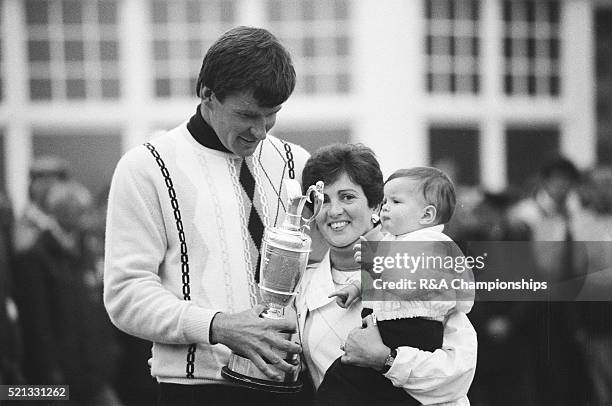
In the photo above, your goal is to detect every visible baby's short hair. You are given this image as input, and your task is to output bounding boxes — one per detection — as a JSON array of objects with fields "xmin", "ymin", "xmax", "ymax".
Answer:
[{"xmin": 385, "ymin": 167, "xmax": 456, "ymax": 224}]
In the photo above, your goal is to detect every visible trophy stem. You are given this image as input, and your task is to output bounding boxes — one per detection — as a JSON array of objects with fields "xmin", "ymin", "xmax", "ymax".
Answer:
[{"xmin": 262, "ymin": 303, "xmax": 285, "ymax": 319}]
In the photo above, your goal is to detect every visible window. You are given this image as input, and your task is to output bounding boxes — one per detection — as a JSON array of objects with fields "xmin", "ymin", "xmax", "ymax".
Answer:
[
  {"xmin": 149, "ymin": 0, "xmax": 237, "ymax": 98},
  {"xmin": 26, "ymin": 0, "xmax": 120, "ymax": 100},
  {"xmin": 424, "ymin": 0, "xmax": 481, "ymax": 94},
  {"xmin": 502, "ymin": 0, "xmax": 561, "ymax": 96},
  {"xmin": 429, "ymin": 125, "xmax": 480, "ymax": 186},
  {"xmin": 265, "ymin": 0, "xmax": 352, "ymax": 94},
  {"xmin": 596, "ymin": 8, "xmax": 612, "ymax": 164},
  {"xmin": 506, "ymin": 126, "xmax": 560, "ymax": 186}
]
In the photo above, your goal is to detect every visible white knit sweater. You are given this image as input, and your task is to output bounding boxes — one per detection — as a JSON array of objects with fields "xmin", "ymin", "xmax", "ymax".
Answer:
[{"xmin": 103, "ymin": 122, "xmax": 309, "ymax": 384}]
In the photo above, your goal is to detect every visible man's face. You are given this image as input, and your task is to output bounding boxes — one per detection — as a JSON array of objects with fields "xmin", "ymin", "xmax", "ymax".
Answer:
[
  {"xmin": 544, "ymin": 174, "xmax": 575, "ymax": 205},
  {"xmin": 202, "ymin": 90, "xmax": 282, "ymax": 157},
  {"xmin": 54, "ymin": 198, "xmax": 89, "ymax": 232}
]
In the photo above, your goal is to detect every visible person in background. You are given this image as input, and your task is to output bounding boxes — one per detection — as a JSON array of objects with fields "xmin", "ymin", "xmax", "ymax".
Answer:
[
  {"xmin": 14, "ymin": 180, "xmax": 121, "ymax": 406},
  {"xmin": 508, "ymin": 156, "xmax": 591, "ymax": 406},
  {"xmin": 572, "ymin": 166, "xmax": 612, "ymax": 406},
  {"xmin": 0, "ymin": 190, "xmax": 23, "ymax": 385},
  {"xmin": 14, "ymin": 156, "xmax": 69, "ymax": 255},
  {"xmin": 509, "ymin": 156, "xmax": 579, "ymax": 243},
  {"xmin": 453, "ymin": 191, "xmax": 534, "ymax": 406},
  {"xmin": 9, "ymin": 156, "xmax": 68, "ymax": 387}
]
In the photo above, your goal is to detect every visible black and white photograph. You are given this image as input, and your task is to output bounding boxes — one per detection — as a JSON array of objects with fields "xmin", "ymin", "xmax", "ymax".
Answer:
[{"xmin": 0, "ymin": 1, "xmax": 611, "ymax": 405}]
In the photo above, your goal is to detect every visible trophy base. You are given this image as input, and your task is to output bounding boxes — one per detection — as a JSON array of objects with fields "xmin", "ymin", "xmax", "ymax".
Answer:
[{"xmin": 221, "ymin": 353, "xmax": 303, "ymax": 394}]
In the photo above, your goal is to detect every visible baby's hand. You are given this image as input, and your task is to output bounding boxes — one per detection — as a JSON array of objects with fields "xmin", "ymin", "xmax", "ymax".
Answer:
[
  {"xmin": 328, "ymin": 282, "xmax": 361, "ymax": 309},
  {"xmin": 353, "ymin": 244, "xmax": 361, "ymax": 264},
  {"xmin": 353, "ymin": 236, "xmax": 367, "ymax": 264}
]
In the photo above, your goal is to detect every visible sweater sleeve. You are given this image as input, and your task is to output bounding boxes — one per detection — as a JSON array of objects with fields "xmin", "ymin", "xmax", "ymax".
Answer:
[
  {"xmin": 103, "ymin": 149, "xmax": 220, "ymax": 345},
  {"xmin": 384, "ymin": 311, "xmax": 477, "ymax": 405}
]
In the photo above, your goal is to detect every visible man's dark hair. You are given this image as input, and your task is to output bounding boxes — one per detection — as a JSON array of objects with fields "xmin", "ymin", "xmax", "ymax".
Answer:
[
  {"xmin": 195, "ymin": 26, "xmax": 296, "ymax": 107},
  {"xmin": 386, "ymin": 167, "xmax": 457, "ymax": 224},
  {"xmin": 302, "ymin": 144, "xmax": 384, "ymax": 209},
  {"xmin": 539, "ymin": 156, "xmax": 580, "ymax": 182},
  {"xmin": 578, "ymin": 166, "xmax": 612, "ymax": 215}
]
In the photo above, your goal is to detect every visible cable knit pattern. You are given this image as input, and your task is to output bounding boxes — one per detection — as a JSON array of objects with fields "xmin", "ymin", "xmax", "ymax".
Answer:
[
  {"xmin": 104, "ymin": 122, "xmax": 309, "ymax": 384},
  {"xmin": 201, "ymin": 154, "xmax": 235, "ymax": 312},
  {"xmin": 229, "ymin": 158, "xmax": 259, "ymax": 307}
]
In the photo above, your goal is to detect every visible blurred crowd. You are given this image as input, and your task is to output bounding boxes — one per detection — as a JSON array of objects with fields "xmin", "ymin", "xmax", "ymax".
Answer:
[
  {"xmin": 0, "ymin": 154, "xmax": 610, "ymax": 406},
  {"xmin": 0, "ymin": 157, "xmax": 156, "ymax": 406},
  {"xmin": 445, "ymin": 156, "xmax": 612, "ymax": 406}
]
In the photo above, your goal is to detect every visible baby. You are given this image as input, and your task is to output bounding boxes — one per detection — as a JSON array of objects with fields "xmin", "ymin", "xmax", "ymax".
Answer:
[{"xmin": 316, "ymin": 167, "xmax": 474, "ymax": 406}]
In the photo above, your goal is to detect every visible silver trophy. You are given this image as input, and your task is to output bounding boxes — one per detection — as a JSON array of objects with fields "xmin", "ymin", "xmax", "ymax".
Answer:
[{"xmin": 222, "ymin": 179, "xmax": 324, "ymax": 393}]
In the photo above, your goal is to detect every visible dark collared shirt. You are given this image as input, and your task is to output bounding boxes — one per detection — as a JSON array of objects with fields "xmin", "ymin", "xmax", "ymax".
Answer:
[{"xmin": 186, "ymin": 106, "xmax": 230, "ymax": 153}]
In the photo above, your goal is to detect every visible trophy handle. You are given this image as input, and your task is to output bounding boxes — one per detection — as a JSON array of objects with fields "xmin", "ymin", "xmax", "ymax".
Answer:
[{"xmin": 301, "ymin": 181, "xmax": 324, "ymax": 231}]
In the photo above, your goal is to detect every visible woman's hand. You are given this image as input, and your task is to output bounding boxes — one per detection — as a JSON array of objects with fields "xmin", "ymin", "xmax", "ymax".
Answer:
[{"xmin": 341, "ymin": 314, "xmax": 389, "ymax": 371}]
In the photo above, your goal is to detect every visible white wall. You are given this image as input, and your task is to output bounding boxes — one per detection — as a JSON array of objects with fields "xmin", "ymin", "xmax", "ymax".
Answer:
[{"xmin": 0, "ymin": 0, "xmax": 598, "ymax": 212}]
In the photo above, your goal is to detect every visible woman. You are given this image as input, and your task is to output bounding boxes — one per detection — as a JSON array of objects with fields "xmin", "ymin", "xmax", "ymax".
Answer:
[{"xmin": 296, "ymin": 143, "xmax": 477, "ymax": 405}]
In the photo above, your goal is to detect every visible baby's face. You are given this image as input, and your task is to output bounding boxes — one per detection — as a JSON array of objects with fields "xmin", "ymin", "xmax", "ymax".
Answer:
[{"xmin": 380, "ymin": 177, "xmax": 430, "ymax": 235}]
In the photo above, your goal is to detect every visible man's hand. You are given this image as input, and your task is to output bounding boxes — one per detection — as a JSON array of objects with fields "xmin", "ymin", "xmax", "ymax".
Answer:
[
  {"xmin": 328, "ymin": 282, "xmax": 361, "ymax": 308},
  {"xmin": 210, "ymin": 305, "xmax": 301, "ymax": 381},
  {"xmin": 341, "ymin": 314, "xmax": 389, "ymax": 370}
]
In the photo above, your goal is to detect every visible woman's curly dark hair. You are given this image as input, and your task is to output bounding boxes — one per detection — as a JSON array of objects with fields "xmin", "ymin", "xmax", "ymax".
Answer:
[{"xmin": 302, "ymin": 143, "xmax": 383, "ymax": 209}]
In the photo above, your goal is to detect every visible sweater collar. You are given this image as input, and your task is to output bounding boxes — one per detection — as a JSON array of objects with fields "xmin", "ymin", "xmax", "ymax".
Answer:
[{"xmin": 186, "ymin": 105, "xmax": 231, "ymax": 153}]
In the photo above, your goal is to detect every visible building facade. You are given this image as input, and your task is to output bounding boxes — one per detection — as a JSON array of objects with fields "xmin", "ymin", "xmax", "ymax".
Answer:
[{"xmin": 0, "ymin": 0, "xmax": 599, "ymax": 212}]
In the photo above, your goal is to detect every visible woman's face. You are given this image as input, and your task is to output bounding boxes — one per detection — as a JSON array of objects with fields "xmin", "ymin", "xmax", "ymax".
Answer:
[{"xmin": 315, "ymin": 172, "xmax": 376, "ymax": 248}]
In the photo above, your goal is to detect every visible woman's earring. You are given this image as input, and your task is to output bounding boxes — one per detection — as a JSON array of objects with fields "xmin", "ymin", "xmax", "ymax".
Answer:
[{"xmin": 371, "ymin": 213, "xmax": 380, "ymax": 224}]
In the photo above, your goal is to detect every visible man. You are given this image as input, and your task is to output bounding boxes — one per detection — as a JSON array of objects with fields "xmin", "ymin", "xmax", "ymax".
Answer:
[
  {"xmin": 508, "ymin": 156, "xmax": 591, "ymax": 405},
  {"xmin": 104, "ymin": 27, "xmax": 310, "ymax": 405},
  {"xmin": 509, "ymin": 156, "xmax": 581, "ymax": 243},
  {"xmin": 0, "ymin": 191, "xmax": 22, "ymax": 385},
  {"xmin": 14, "ymin": 156, "xmax": 69, "ymax": 255}
]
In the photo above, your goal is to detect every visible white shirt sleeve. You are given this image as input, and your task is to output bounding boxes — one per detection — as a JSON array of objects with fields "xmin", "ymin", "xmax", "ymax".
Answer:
[{"xmin": 384, "ymin": 311, "xmax": 477, "ymax": 405}]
